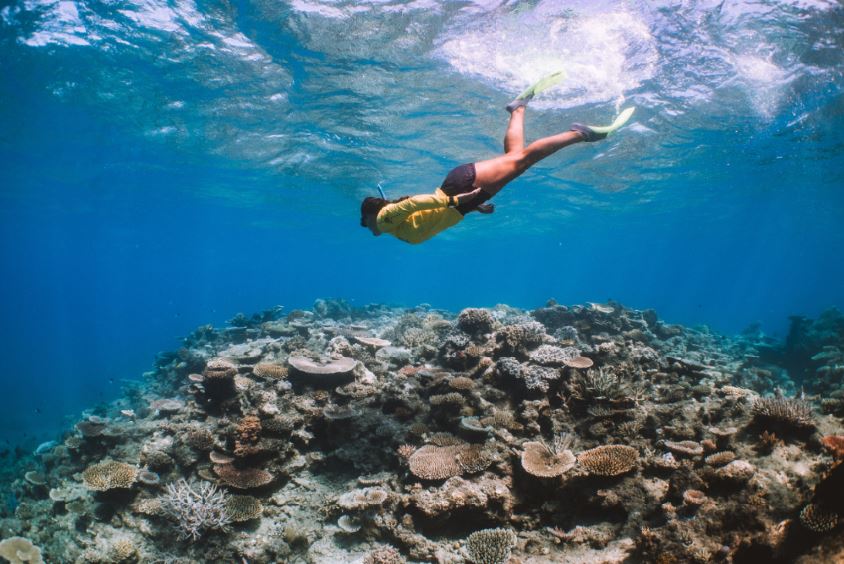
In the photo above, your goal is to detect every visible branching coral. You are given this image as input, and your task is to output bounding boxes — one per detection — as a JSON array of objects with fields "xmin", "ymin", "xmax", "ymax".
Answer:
[
  {"xmin": 751, "ymin": 396, "xmax": 815, "ymax": 429},
  {"xmin": 494, "ymin": 322, "xmax": 546, "ymax": 358},
  {"xmin": 466, "ymin": 528, "xmax": 517, "ymax": 564},
  {"xmin": 158, "ymin": 479, "xmax": 231, "ymax": 541},
  {"xmin": 568, "ymin": 368, "xmax": 637, "ymax": 404},
  {"xmin": 457, "ymin": 308, "xmax": 496, "ymax": 336}
]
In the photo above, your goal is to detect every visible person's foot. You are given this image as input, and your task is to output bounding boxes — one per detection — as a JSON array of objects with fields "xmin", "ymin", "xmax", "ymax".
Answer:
[
  {"xmin": 476, "ymin": 203, "xmax": 495, "ymax": 214},
  {"xmin": 506, "ymin": 96, "xmax": 532, "ymax": 113},
  {"xmin": 570, "ymin": 123, "xmax": 607, "ymax": 142}
]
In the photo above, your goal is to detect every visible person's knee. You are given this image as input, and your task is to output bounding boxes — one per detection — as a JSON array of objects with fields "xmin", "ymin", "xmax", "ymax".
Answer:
[{"xmin": 513, "ymin": 150, "xmax": 533, "ymax": 171}]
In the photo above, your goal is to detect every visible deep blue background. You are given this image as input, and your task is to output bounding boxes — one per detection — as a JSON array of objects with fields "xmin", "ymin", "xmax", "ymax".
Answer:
[{"xmin": 1, "ymin": 0, "xmax": 843, "ymax": 445}]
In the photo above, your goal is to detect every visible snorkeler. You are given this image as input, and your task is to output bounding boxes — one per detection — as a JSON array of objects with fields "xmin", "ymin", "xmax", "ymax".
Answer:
[{"xmin": 360, "ymin": 72, "xmax": 634, "ymax": 245}]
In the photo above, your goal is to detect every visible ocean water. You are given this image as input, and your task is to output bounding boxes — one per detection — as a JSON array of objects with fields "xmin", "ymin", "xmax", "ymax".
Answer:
[{"xmin": 1, "ymin": 0, "xmax": 843, "ymax": 450}]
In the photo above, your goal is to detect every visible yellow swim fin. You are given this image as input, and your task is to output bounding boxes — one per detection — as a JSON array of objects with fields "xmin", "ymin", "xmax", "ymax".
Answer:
[{"xmin": 571, "ymin": 107, "xmax": 635, "ymax": 142}]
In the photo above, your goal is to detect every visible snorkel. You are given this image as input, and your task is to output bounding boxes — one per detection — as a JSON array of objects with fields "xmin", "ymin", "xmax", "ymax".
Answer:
[{"xmin": 377, "ymin": 182, "xmax": 386, "ymax": 199}]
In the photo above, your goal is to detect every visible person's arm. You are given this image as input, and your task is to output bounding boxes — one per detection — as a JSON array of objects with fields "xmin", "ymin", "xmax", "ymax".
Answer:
[{"xmin": 378, "ymin": 194, "xmax": 450, "ymax": 226}]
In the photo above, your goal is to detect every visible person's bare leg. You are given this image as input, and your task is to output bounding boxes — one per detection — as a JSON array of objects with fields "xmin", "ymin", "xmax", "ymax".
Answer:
[
  {"xmin": 474, "ymin": 130, "xmax": 584, "ymax": 196},
  {"xmin": 503, "ymin": 107, "xmax": 525, "ymax": 154}
]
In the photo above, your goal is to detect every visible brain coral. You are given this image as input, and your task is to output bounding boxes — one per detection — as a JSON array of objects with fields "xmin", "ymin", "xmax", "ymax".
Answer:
[
  {"xmin": 577, "ymin": 445, "xmax": 638, "ymax": 476},
  {"xmin": 457, "ymin": 308, "xmax": 496, "ymax": 335},
  {"xmin": 466, "ymin": 528, "xmax": 517, "ymax": 564},
  {"xmin": 521, "ymin": 442, "xmax": 575, "ymax": 478},
  {"xmin": 82, "ymin": 461, "xmax": 139, "ymax": 491},
  {"xmin": 213, "ymin": 464, "xmax": 273, "ymax": 489}
]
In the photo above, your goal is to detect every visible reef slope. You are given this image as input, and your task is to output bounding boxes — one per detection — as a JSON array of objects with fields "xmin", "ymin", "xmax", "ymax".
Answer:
[{"xmin": 2, "ymin": 300, "xmax": 843, "ymax": 563}]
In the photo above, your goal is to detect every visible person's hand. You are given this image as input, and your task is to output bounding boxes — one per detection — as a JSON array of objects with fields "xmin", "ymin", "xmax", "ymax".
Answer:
[{"xmin": 457, "ymin": 187, "xmax": 485, "ymax": 205}]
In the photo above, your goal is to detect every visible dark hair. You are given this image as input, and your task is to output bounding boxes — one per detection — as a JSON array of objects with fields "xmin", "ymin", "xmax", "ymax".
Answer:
[{"xmin": 360, "ymin": 195, "xmax": 409, "ymax": 227}]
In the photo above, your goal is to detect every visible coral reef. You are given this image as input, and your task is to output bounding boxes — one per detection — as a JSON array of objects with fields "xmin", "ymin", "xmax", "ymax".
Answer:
[{"xmin": 3, "ymin": 300, "xmax": 843, "ymax": 563}]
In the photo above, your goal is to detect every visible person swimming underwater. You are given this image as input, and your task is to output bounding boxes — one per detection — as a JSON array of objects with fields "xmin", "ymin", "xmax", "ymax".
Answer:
[{"xmin": 360, "ymin": 73, "xmax": 634, "ymax": 245}]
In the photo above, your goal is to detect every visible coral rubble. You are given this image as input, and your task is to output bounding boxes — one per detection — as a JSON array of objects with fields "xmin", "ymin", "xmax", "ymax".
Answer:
[{"xmin": 2, "ymin": 299, "xmax": 842, "ymax": 562}]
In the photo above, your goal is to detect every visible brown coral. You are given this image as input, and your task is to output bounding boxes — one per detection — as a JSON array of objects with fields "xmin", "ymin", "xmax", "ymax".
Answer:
[
  {"xmin": 429, "ymin": 392, "xmax": 466, "ymax": 406},
  {"xmin": 520, "ymin": 441, "xmax": 575, "ymax": 478},
  {"xmin": 664, "ymin": 440, "xmax": 704, "ymax": 457},
  {"xmin": 213, "ymin": 464, "xmax": 273, "ymax": 489},
  {"xmin": 407, "ymin": 444, "xmax": 492, "ymax": 481},
  {"xmin": 705, "ymin": 451, "xmax": 736, "ymax": 466},
  {"xmin": 448, "ymin": 376, "xmax": 476, "ymax": 391},
  {"xmin": 252, "ymin": 363, "xmax": 288, "ymax": 379},
  {"xmin": 577, "ymin": 445, "xmax": 638, "ymax": 476},
  {"xmin": 457, "ymin": 308, "xmax": 495, "ymax": 335},
  {"xmin": 821, "ymin": 435, "xmax": 844, "ymax": 460},
  {"xmin": 363, "ymin": 546, "xmax": 405, "ymax": 564},
  {"xmin": 82, "ymin": 461, "xmax": 139, "ymax": 491},
  {"xmin": 224, "ymin": 495, "xmax": 263, "ymax": 522},
  {"xmin": 682, "ymin": 489, "xmax": 707, "ymax": 506},
  {"xmin": 799, "ymin": 503, "xmax": 838, "ymax": 533},
  {"xmin": 204, "ymin": 357, "xmax": 237, "ymax": 380}
]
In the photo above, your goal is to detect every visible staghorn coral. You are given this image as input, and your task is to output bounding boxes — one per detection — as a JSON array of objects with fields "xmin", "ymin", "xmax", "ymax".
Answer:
[
  {"xmin": 799, "ymin": 503, "xmax": 838, "ymax": 533},
  {"xmin": 751, "ymin": 396, "xmax": 815, "ymax": 429},
  {"xmin": 82, "ymin": 461, "xmax": 139, "ymax": 491},
  {"xmin": 213, "ymin": 464, "xmax": 273, "ymax": 489},
  {"xmin": 568, "ymin": 368, "xmax": 636, "ymax": 404},
  {"xmin": 520, "ymin": 441, "xmax": 575, "ymax": 478},
  {"xmin": 224, "ymin": 495, "xmax": 263, "ymax": 522},
  {"xmin": 466, "ymin": 528, "xmax": 517, "ymax": 564},
  {"xmin": 457, "ymin": 308, "xmax": 496, "ymax": 336},
  {"xmin": 158, "ymin": 479, "xmax": 231, "ymax": 541},
  {"xmin": 577, "ymin": 445, "xmax": 638, "ymax": 476}
]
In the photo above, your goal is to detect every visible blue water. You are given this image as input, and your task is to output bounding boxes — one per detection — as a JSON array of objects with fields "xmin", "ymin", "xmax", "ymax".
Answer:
[{"xmin": 1, "ymin": 0, "xmax": 843, "ymax": 444}]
